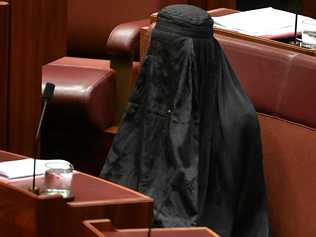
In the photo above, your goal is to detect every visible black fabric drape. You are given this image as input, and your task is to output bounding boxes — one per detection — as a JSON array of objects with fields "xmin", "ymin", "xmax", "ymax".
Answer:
[{"xmin": 100, "ymin": 4, "xmax": 270, "ymax": 237}]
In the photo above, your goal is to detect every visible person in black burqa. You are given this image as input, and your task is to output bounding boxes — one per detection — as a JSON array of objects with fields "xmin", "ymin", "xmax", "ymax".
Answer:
[{"xmin": 100, "ymin": 4, "xmax": 271, "ymax": 237}]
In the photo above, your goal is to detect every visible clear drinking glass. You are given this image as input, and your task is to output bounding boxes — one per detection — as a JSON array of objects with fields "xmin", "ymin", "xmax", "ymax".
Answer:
[
  {"xmin": 43, "ymin": 161, "xmax": 74, "ymax": 198},
  {"xmin": 301, "ymin": 19, "xmax": 316, "ymax": 49}
]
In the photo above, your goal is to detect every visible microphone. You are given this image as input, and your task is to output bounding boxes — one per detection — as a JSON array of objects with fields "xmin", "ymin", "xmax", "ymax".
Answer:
[{"xmin": 30, "ymin": 82, "xmax": 55, "ymax": 194}]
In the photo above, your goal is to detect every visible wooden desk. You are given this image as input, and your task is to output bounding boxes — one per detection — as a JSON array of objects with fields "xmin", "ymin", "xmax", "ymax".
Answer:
[
  {"xmin": 141, "ymin": 8, "xmax": 316, "ymax": 60},
  {"xmin": 0, "ymin": 150, "xmax": 153, "ymax": 237},
  {"xmin": 83, "ymin": 219, "xmax": 220, "ymax": 237},
  {"xmin": 205, "ymin": 0, "xmax": 316, "ymax": 19}
]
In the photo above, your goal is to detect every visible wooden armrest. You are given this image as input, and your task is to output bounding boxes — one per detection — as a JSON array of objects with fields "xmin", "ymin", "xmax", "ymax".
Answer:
[{"xmin": 207, "ymin": 8, "xmax": 239, "ymax": 17}]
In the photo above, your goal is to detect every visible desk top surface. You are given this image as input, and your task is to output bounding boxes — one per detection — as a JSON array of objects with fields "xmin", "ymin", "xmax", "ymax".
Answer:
[{"xmin": 0, "ymin": 150, "xmax": 152, "ymax": 204}]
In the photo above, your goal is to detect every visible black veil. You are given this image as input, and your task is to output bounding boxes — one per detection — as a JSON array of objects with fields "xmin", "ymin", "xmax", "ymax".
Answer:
[{"xmin": 100, "ymin": 4, "xmax": 270, "ymax": 237}]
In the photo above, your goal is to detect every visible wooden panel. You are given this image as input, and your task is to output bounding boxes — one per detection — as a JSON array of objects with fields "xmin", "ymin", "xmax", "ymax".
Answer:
[
  {"xmin": 188, "ymin": 0, "xmax": 207, "ymax": 8},
  {"xmin": 7, "ymin": 0, "xmax": 42, "ymax": 156},
  {"xmin": 0, "ymin": 2, "xmax": 9, "ymax": 149},
  {"xmin": 140, "ymin": 26, "xmax": 151, "ymax": 62},
  {"xmin": 301, "ymin": 0, "xmax": 316, "ymax": 18},
  {"xmin": 0, "ymin": 149, "xmax": 28, "ymax": 161},
  {"xmin": 110, "ymin": 58, "xmax": 133, "ymax": 123},
  {"xmin": 207, "ymin": 0, "xmax": 236, "ymax": 9},
  {"xmin": 41, "ymin": 0, "xmax": 67, "ymax": 64},
  {"xmin": 5, "ymin": 0, "xmax": 66, "ymax": 156},
  {"xmin": 0, "ymin": 182, "xmax": 66, "ymax": 237}
]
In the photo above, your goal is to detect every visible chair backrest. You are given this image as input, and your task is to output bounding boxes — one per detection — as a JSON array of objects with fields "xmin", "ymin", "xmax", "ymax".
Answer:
[
  {"xmin": 216, "ymin": 34, "xmax": 316, "ymax": 237},
  {"xmin": 67, "ymin": 0, "xmax": 205, "ymax": 58}
]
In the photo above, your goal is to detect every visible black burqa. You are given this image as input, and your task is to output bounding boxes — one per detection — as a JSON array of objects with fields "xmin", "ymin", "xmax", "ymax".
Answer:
[{"xmin": 100, "ymin": 4, "xmax": 270, "ymax": 237}]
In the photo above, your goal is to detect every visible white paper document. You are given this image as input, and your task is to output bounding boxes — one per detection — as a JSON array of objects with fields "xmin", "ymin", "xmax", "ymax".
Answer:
[
  {"xmin": 0, "ymin": 158, "xmax": 69, "ymax": 179},
  {"xmin": 213, "ymin": 7, "xmax": 316, "ymax": 38}
]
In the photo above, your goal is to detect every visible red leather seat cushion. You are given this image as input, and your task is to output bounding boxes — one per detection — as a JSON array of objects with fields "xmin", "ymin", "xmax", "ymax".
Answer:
[{"xmin": 42, "ymin": 62, "xmax": 115, "ymax": 131}]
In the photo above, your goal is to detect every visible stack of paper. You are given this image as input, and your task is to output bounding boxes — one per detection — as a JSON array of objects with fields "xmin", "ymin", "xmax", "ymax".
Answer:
[
  {"xmin": 0, "ymin": 159, "xmax": 69, "ymax": 179},
  {"xmin": 213, "ymin": 7, "xmax": 316, "ymax": 39}
]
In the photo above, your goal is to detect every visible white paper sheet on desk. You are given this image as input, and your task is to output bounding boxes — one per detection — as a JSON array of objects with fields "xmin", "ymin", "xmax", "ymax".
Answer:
[
  {"xmin": 0, "ymin": 158, "xmax": 69, "ymax": 179},
  {"xmin": 213, "ymin": 7, "xmax": 316, "ymax": 38}
]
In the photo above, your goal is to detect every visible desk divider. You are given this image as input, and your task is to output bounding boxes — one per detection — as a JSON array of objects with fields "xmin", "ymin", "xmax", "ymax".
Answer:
[{"xmin": 83, "ymin": 219, "xmax": 221, "ymax": 237}]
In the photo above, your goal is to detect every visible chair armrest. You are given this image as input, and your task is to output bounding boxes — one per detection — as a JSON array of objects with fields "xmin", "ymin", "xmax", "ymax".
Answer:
[{"xmin": 106, "ymin": 19, "xmax": 150, "ymax": 60}]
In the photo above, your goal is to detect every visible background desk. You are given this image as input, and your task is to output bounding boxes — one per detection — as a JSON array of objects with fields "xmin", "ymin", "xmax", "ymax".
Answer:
[
  {"xmin": 142, "ymin": 8, "xmax": 316, "ymax": 61},
  {"xmin": 206, "ymin": 0, "xmax": 316, "ymax": 19},
  {"xmin": 0, "ymin": 150, "xmax": 153, "ymax": 237},
  {"xmin": 83, "ymin": 219, "xmax": 220, "ymax": 237}
]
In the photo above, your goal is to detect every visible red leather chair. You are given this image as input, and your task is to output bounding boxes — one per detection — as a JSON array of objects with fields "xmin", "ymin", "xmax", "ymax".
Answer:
[
  {"xmin": 217, "ymin": 33, "xmax": 316, "ymax": 237},
  {"xmin": 41, "ymin": 0, "xmax": 206, "ymax": 175}
]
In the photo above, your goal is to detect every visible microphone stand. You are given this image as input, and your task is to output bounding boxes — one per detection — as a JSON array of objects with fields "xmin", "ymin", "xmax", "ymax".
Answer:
[
  {"xmin": 30, "ymin": 99, "xmax": 49, "ymax": 194},
  {"xmin": 294, "ymin": 12, "xmax": 298, "ymax": 45},
  {"xmin": 293, "ymin": 0, "xmax": 300, "ymax": 45},
  {"xmin": 29, "ymin": 83, "xmax": 55, "ymax": 195}
]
